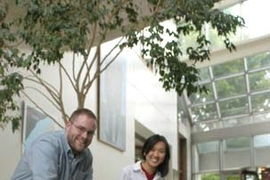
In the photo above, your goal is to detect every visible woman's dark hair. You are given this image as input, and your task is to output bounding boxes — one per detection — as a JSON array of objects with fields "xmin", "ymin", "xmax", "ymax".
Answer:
[{"xmin": 141, "ymin": 134, "xmax": 170, "ymax": 177}]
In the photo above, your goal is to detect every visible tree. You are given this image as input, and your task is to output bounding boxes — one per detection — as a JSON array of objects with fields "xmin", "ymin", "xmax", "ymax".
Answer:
[{"xmin": 0, "ymin": 0, "xmax": 244, "ymax": 131}]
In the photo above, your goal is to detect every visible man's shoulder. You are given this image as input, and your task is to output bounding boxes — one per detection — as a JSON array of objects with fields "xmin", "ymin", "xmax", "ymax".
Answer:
[
  {"xmin": 32, "ymin": 129, "xmax": 64, "ymax": 146},
  {"xmin": 24, "ymin": 130, "xmax": 65, "ymax": 156},
  {"xmin": 39, "ymin": 129, "xmax": 63, "ymax": 139}
]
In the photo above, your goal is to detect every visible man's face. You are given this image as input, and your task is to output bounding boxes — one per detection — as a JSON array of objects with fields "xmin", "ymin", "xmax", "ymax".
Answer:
[{"xmin": 66, "ymin": 114, "xmax": 97, "ymax": 154}]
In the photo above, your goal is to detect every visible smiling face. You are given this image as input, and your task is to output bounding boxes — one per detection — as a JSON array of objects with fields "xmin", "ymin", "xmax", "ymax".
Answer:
[
  {"xmin": 143, "ymin": 141, "xmax": 166, "ymax": 173},
  {"xmin": 65, "ymin": 114, "xmax": 97, "ymax": 154}
]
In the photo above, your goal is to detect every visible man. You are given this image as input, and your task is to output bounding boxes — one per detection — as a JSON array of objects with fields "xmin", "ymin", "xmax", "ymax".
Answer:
[{"xmin": 11, "ymin": 108, "xmax": 97, "ymax": 180}]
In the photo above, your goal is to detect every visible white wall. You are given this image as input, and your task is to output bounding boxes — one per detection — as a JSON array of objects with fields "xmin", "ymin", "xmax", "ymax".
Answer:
[
  {"xmin": 125, "ymin": 46, "xmax": 178, "ymax": 169},
  {"xmin": 0, "ymin": 39, "xmax": 179, "ymax": 180},
  {"xmin": 0, "ymin": 123, "xmax": 21, "ymax": 179}
]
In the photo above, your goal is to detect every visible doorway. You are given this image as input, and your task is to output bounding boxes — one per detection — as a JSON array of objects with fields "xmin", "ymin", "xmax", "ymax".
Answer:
[{"xmin": 179, "ymin": 135, "xmax": 187, "ymax": 180}]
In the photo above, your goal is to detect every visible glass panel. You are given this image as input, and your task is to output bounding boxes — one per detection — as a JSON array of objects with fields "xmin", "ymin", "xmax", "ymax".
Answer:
[
  {"xmin": 246, "ymin": 52, "xmax": 270, "ymax": 70},
  {"xmin": 212, "ymin": 59, "xmax": 244, "ymax": 77},
  {"xmin": 254, "ymin": 134, "xmax": 270, "ymax": 148},
  {"xmin": 198, "ymin": 144, "xmax": 220, "ymax": 171},
  {"xmin": 250, "ymin": 113, "xmax": 270, "ymax": 124},
  {"xmin": 180, "ymin": 0, "xmax": 270, "ymax": 55},
  {"xmin": 223, "ymin": 139, "xmax": 251, "ymax": 169},
  {"xmin": 197, "ymin": 141, "xmax": 219, "ymax": 154},
  {"xmin": 189, "ymin": 83, "xmax": 214, "ymax": 104},
  {"xmin": 207, "ymin": 24, "xmax": 226, "ymax": 49},
  {"xmin": 179, "ymin": 30, "xmax": 199, "ymax": 56},
  {"xmin": 251, "ymin": 92, "xmax": 270, "ymax": 113},
  {"xmin": 249, "ymin": 70, "xmax": 270, "ymax": 92},
  {"xmin": 220, "ymin": 0, "xmax": 270, "ymax": 41},
  {"xmin": 177, "ymin": 96, "xmax": 189, "ymax": 125},
  {"xmin": 224, "ymin": 137, "xmax": 250, "ymax": 151},
  {"xmin": 241, "ymin": 0, "xmax": 270, "ymax": 39},
  {"xmin": 192, "ymin": 121, "xmax": 221, "ymax": 132},
  {"xmin": 225, "ymin": 172, "xmax": 241, "ymax": 180},
  {"xmin": 201, "ymin": 173, "xmax": 220, "ymax": 180},
  {"xmin": 207, "ymin": 21, "xmax": 241, "ymax": 49},
  {"xmin": 222, "ymin": 116, "xmax": 251, "ymax": 128},
  {"xmin": 219, "ymin": 97, "xmax": 248, "ymax": 117},
  {"xmin": 215, "ymin": 75, "xmax": 246, "ymax": 99},
  {"xmin": 198, "ymin": 67, "xmax": 211, "ymax": 82},
  {"xmin": 191, "ymin": 103, "xmax": 218, "ymax": 122},
  {"xmin": 222, "ymin": 4, "xmax": 244, "ymax": 42}
]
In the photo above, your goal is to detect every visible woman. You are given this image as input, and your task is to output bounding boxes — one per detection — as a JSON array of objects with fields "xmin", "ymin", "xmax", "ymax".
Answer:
[{"xmin": 120, "ymin": 134, "xmax": 170, "ymax": 180}]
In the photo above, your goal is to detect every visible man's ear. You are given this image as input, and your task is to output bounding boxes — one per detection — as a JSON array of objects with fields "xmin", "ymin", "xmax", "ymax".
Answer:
[{"xmin": 65, "ymin": 117, "xmax": 70, "ymax": 126}]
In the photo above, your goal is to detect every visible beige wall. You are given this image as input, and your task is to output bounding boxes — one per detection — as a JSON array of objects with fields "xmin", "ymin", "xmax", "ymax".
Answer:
[{"xmin": 0, "ymin": 123, "xmax": 21, "ymax": 179}]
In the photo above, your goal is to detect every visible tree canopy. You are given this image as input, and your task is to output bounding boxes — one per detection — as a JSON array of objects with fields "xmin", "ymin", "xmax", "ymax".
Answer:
[{"xmin": 0, "ymin": 0, "xmax": 245, "ymax": 131}]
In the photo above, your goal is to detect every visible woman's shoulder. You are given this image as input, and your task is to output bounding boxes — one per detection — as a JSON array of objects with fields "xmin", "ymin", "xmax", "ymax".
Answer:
[
  {"xmin": 120, "ymin": 161, "xmax": 144, "ymax": 180},
  {"xmin": 122, "ymin": 161, "xmax": 141, "ymax": 172}
]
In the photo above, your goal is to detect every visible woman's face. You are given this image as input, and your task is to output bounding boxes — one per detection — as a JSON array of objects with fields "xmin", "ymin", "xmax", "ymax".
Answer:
[{"xmin": 144, "ymin": 141, "xmax": 166, "ymax": 169}]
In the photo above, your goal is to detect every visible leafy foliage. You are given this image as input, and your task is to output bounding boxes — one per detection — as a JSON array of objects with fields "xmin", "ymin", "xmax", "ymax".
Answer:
[
  {"xmin": 0, "ymin": 1, "xmax": 23, "ymax": 131},
  {"xmin": 0, "ymin": 0, "xmax": 245, "ymax": 130}
]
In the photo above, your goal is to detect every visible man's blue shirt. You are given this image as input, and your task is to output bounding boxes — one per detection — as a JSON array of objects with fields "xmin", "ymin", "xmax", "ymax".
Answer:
[{"xmin": 11, "ymin": 130, "xmax": 93, "ymax": 180}]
